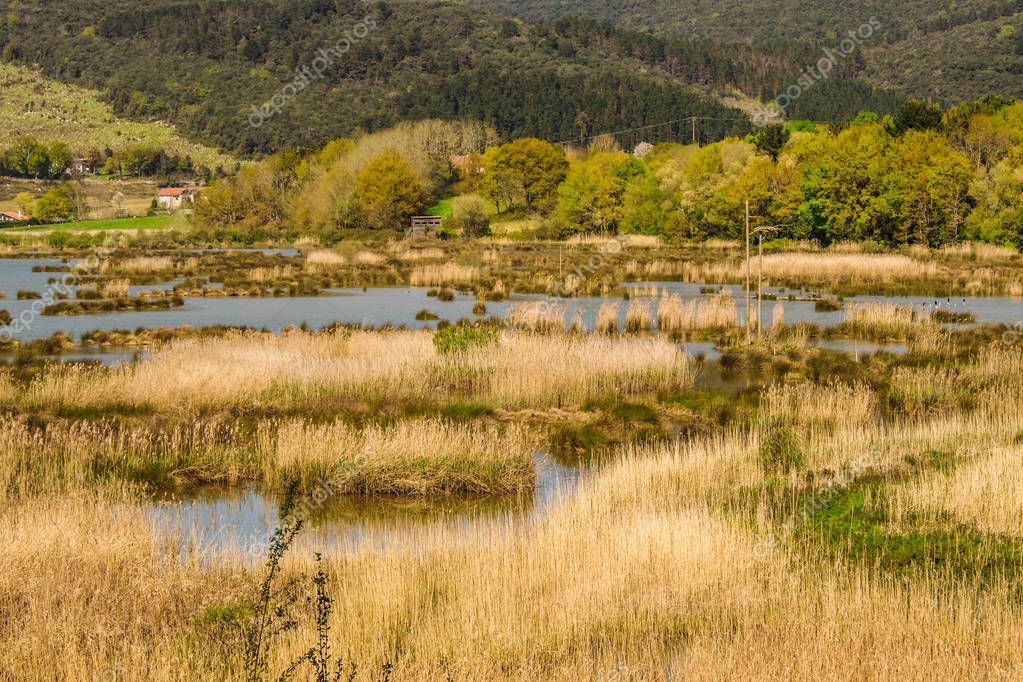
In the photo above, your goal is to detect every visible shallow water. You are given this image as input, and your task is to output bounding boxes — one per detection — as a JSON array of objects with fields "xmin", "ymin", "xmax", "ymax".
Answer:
[
  {"xmin": 4, "ymin": 257, "xmax": 1023, "ymax": 343},
  {"xmin": 146, "ymin": 454, "xmax": 582, "ymax": 563}
]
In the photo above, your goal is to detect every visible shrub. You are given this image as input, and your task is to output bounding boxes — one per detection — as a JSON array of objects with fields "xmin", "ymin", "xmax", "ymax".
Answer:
[
  {"xmin": 758, "ymin": 426, "xmax": 805, "ymax": 475},
  {"xmin": 432, "ymin": 323, "xmax": 500, "ymax": 355}
]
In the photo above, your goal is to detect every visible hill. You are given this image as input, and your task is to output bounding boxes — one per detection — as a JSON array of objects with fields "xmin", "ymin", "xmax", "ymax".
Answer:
[
  {"xmin": 466, "ymin": 0, "xmax": 1023, "ymax": 102},
  {"xmin": 0, "ymin": 63, "xmax": 238, "ymax": 171},
  {"xmin": 0, "ymin": 1, "xmax": 902, "ymax": 156}
]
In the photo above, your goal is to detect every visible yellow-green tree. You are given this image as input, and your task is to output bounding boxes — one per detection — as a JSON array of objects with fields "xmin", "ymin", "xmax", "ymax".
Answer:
[
  {"xmin": 480, "ymin": 138, "xmax": 567, "ymax": 213},
  {"xmin": 557, "ymin": 151, "xmax": 643, "ymax": 233},
  {"xmin": 354, "ymin": 151, "xmax": 426, "ymax": 230},
  {"xmin": 33, "ymin": 183, "xmax": 76, "ymax": 223}
]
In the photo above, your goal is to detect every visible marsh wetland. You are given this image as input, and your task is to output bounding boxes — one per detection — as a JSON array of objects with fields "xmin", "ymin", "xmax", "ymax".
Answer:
[{"xmin": 3, "ymin": 237, "xmax": 1023, "ymax": 680}]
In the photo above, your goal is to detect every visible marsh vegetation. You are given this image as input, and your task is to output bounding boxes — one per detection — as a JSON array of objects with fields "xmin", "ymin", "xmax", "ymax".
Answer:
[{"xmin": 2, "ymin": 239, "xmax": 1023, "ymax": 680}]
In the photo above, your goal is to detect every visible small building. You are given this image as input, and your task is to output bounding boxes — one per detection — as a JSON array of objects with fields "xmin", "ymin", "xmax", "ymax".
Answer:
[
  {"xmin": 67, "ymin": 157, "xmax": 96, "ymax": 176},
  {"xmin": 409, "ymin": 215, "xmax": 442, "ymax": 237},
  {"xmin": 0, "ymin": 210, "xmax": 29, "ymax": 223},
  {"xmin": 157, "ymin": 187, "xmax": 199, "ymax": 211}
]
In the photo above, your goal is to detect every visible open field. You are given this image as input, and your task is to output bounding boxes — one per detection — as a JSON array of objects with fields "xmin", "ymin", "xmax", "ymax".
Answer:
[{"xmin": 0, "ymin": 177, "xmax": 166, "ymax": 220}]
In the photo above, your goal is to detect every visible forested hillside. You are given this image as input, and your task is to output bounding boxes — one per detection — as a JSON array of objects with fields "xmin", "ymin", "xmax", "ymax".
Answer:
[
  {"xmin": 0, "ymin": 1, "xmax": 901, "ymax": 156},
  {"xmin": 467, "ymin": 0, "xmax": 1023, "ymax": 102}
]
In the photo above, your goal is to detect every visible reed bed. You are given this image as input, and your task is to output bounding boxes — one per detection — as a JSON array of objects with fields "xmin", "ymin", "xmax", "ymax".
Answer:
[
  {"xmin": 305, "ymin": 249, "xmax": 346, "ymax": 271},
  {"xmin": 270, "ymin": 418, "xmax": 536, "ymax": 494},
  {"xmin": 99, "ymin": 279, "xmax": 130, "ymax": 299},
  {"xmin": 940, "ymin": 242, "xmax": 1018, "ymax": 262},
  {"xmin": 506, "ymin": 301, "xmax": 565, "ymax": 332},
  {"xmin": 393, "ymin": 247, "xmax": 446, "ymax": 262},
  {"xmin": 409, "ymin": 263, "xmax": 480, "ymax": 286},
  {"xmin": 761, "ymin": 382, "xmax": 877, "ymax": 428},
  {"xmin": 685, "ymin": 253, "xmax": 941, "ymax": 285},
  {"xmin": 0, "ymin": 416, "xmax": 258, "ymax": 498},
  {"xmin": 353, "ymin": 251, "xmax": 386, "ymax": 266},
  {"xmin": 657, "ymin": 292, "xmax": 737, "ymax": 333},
  {"xmin": 246, "ymin": 265, "xmax": 295, "ymax": 282},
  {"xmin": 888, "ymin": 446, "xmax": 1023, "ymax": 536},
  {"xmin": 15, "ymin": 330, "xmax": 694, "ymax": 412},
  {"xmin": 843, "ymin": 302, "xmax": 923, "ymax": 339},
  {"xmin": 5, "ymin": 382, "xmax": 1023, "ymax": 678},
  {"xmin": 107, "ymin": 256, "xmax": 175, "ymax": 273},
  {"xmin": 0, "ymin": 414, "xmax": 536, "ymax": 497}
]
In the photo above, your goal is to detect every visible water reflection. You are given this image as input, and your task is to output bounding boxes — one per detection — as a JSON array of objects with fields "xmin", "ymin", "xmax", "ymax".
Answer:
[{"xmin": 146, "ymin": 454, "xmax": 581, "ymax": 563}]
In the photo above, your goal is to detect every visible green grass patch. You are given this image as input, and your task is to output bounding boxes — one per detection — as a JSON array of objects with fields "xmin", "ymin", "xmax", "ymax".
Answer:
[
  {"xmin": 10, "ymin": 215, "xmax": 176, "ymax": 232},
  {"xmin": 426, "ymin": 196, "xmax": 455, "ymax": 219},
  {"xmin": 799, "ymin": 484, "xmax": 1023, "ymax": 583}
]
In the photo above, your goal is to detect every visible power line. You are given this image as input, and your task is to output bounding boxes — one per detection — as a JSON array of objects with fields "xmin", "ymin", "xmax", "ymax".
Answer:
[
  {"xmin": 558, "ymin": 114, "xmax": 859, "ymax": 147},
  {"xmin": 556, "ymin": 115, "xmax": 751, "ymax": 146}
]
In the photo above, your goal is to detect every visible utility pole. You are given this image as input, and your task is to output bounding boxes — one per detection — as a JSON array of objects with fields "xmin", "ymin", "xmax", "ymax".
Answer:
[
  {"xmin": 757, "ymin": 232, "xmax": 764, "ymax": 342},
  {"xmin": 752, "ymin": 224, "xmax": 782, "ymax": 344},
  {"xmin": 745, "ymin": 199, "xmax": 751, "ymax": 344}
]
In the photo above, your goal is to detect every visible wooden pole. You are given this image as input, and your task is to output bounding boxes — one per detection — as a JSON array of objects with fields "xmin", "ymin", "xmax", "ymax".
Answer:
[
  {"xmin": 757, "ymin": 233, "xmax": 764, "ymax": 342},
  {"xmin": 745, "ymin": 200, "xmax": 751, "ymax": 344}
]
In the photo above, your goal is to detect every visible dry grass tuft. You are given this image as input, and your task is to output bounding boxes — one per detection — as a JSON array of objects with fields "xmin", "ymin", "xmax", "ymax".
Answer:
[{"xmin": 762, "ymin": 382, "xmax": 876, "ymax": 428}]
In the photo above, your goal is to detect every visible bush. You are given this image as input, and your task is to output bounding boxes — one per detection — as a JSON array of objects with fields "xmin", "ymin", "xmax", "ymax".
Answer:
[
  {"xmin": 758, "ymin": 426, "xmax": 806, "ymax": 475},
  {"xmin": 432, "ymin": 323, "xmax": 500, "ymax": 355},
  {"xmin": 450, "ymin": 194, "xmax": 491, "ymax": 239}
]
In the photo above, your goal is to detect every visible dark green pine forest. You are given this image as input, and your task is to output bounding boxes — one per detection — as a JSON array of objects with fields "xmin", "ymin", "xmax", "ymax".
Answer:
[{"xmin": 0, "ymin": 0, "xmax": 905, "ymax": 156}]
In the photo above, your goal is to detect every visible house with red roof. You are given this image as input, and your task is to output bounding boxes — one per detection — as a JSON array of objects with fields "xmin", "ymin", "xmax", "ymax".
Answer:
[
  {"xmin": 0, "ymin": 210, "xmax": 29, "ymax": 224},
  {"xmin": 156, "ymin": 187, "xmax": 201, "ymax": 211}
]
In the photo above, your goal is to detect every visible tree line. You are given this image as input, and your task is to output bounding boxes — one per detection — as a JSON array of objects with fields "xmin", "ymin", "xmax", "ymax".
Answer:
[
  {"xmin": 0, "ymin": 136, "xmax": 212, "ymax": 182},
  {"xmin": 192, "ymin": 100, "xmax": 1023, "ymax": 248}
]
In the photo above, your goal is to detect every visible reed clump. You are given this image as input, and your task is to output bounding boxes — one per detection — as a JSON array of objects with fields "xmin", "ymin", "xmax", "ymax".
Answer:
[
  {"xmin": 506, "ymin": 301, "xmax": 565, "ymax": 332},
  {"xmin": 624, "ymin": 299, "xmax": 652, "ymax": 332},
  {"xmin": 270, "ymin": 418, "xmax": 536, "ymax": 495},
  {"xmin": 409, "ymin": 263, "xmax": 480, "ymax": 286}
]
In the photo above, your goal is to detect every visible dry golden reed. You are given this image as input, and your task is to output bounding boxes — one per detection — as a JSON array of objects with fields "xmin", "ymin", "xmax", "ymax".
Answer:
[
  {"xmin": 305, "ymin": 249, "xmax": 346, "ymax": 271},
  {"xmin": 889, "ymin": 446, "xmax": 1023, "ymax": 535},
  {"xmin": 624, "ymin": 300, "xmax": 652, "ymax": 332},
  {"xmin": 16, "ymin": 330, "xmax": 694, "ymax": 412},
  {"xmin": 506, "ymin": 301, "xmax": 565, "ymax": 332},
  {"xmin": 409, "ymin": 263, "xmax": 480, "ymax": 286},
  {"xmin": 596, "ymin": 302, "xmax": 619, "ymax": 334},
  {"xmin": 271, "ymin": 418, "xmax": 536, "ymax": 494}
]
